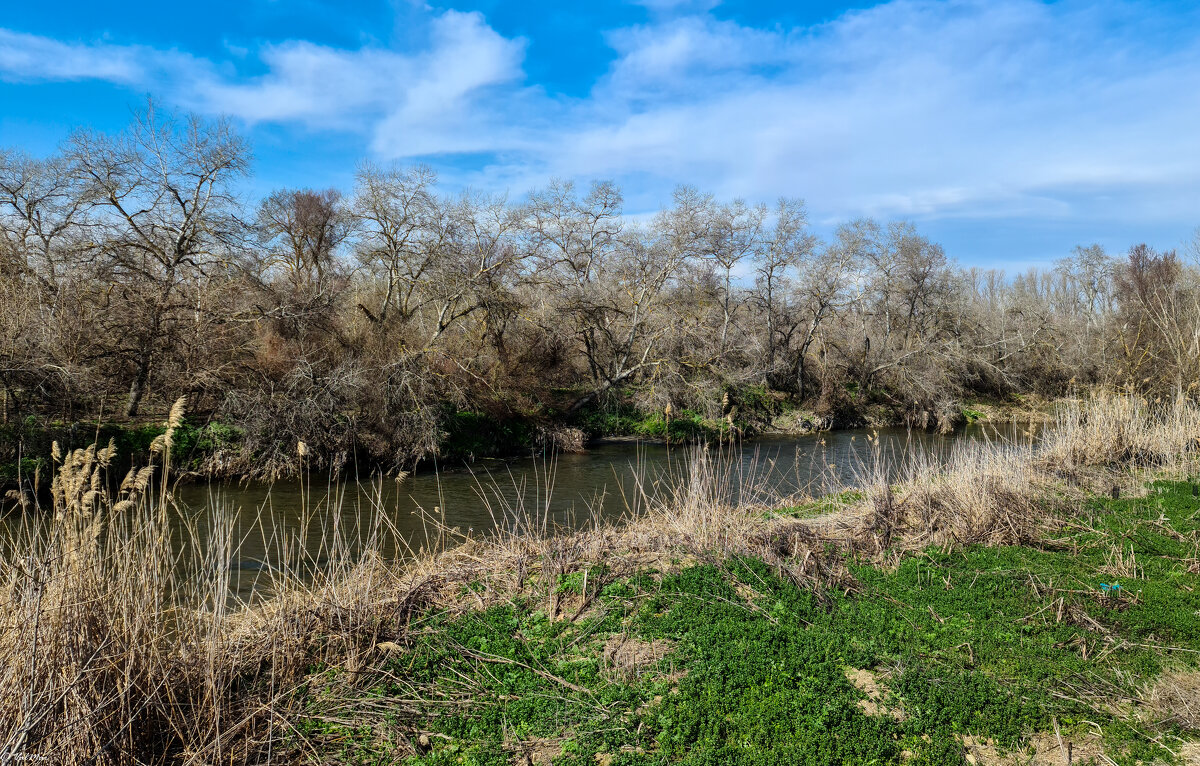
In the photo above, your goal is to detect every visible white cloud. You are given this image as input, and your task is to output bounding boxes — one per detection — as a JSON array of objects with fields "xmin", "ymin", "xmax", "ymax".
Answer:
[
  {"xmin": 0, "ymin": 28, "xmax": 171, "ymax": 84},
  {"xmin": 183, "ymin": 10, "xmax": 524, "ymax": 138},
  {"xmin": 2, "ymin": 0, "xmax": 1199, "ymax": 247},
  {"xmin": 531, "ymin": 0, "xmax": 1200, "ymax": 229},
  {"xmin": 0, "ymin": 10, "xmax": 526, "ymax": 155}
]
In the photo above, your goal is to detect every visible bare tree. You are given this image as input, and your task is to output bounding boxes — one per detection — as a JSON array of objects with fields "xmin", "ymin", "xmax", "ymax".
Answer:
[
  {"xmin": 791, "ymin": 237, "xmax": 852, "ymax": 398},
  {"xmin": 423, "ymin": 191, "xmax": 525, "ymax": 349},
  {"xmin": 706, "ymin": 197, "xmax": 765, "ymax": 360},
  {"xmin": 1114, "ymin": 244, "xmax": 1200, "ymax": 391},
  {"xmin": 842, "ymin": 220, "xmax": 959, "ymax": 401},
  {"xmin": 67, "ymin": 105, "xmax": 249, "ymax": 416},
  {"xmin": 525, "ymin": 180, "xmax": 692, "ymax": 409},
  {"xmin": 257, "ymin": 188, "xmax": 353, "ymax": 295},
  {"xmin": 751, "ymin": 198, "xmax": 816, "ymax": 386},
  {"xmin": 352, "ymin": 164, "xmax": 444, "ymax": 329},
  {"xmin": 0, "ymin": 151, "xmax": 92, "ymax": 288}
]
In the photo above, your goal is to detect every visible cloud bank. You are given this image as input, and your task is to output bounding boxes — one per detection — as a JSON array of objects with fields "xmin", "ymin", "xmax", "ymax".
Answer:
[{"xmin": 2, "ymin": 0, "xmax": 1199, "ymax": 237}]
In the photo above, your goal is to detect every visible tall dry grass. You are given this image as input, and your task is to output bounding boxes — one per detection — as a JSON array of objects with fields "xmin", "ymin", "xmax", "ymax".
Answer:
[
  {"xmin": 0, "ymin": 400, "xmax": 424, "ymax": 764},
  {"xmin": 842, "ymin": 435, "xmax": 1046, "ymax": 556},
  {"xmin": 0, "ymin": 393, "xmax": 1197, "ymax": 763},
  {"xmin": 1041, "ymin": 390, "xmax": 1200, "ymax": 471}
]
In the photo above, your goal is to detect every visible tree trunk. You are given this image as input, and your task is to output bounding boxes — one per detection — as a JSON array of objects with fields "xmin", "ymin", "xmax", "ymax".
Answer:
[{"xmin": 126, "ymin": 353, "xmax": 151, "ymax": 417}]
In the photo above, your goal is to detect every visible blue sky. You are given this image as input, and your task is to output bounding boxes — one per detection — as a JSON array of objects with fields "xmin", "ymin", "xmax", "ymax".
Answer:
[{"xmin": 2, "ymin": 0, "xmax": 1199, "ymax": 268}]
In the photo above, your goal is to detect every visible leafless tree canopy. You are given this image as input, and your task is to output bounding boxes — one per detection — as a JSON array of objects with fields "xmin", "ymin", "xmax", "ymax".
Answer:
[{"xmin": 2, "ymin": 108, "xmax": 1198, "ymax": 472}]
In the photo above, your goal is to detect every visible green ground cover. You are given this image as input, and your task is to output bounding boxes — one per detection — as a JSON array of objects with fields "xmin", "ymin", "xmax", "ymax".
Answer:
[{"xmin": 297, "ymin": 479, "xmax": 1200, "ymax": 765}]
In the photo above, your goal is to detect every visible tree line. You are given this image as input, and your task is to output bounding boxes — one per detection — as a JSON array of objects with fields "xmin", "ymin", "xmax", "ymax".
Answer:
[{"xmin": 2, "ymin": 109, "xmax": 1198, "ymax": 475}]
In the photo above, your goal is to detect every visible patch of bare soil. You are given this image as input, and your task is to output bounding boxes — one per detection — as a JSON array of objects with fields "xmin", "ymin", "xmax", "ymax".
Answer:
[
  {"xmin": 602, "ymin": 634, "xmax": 675, "ymax": 681},
  {"xmin": 844, "ymin": 666, "xmax": 905, "ymax": 720},
  {"xmin": 960, "ymin": 730, "xmax": 1107, "ymax": 765},
  {"xmin": 511, "ymin": 738, "xmax": 567, "ymax": 765},
  {"xmin": 1144, "ymin": 669, "xmax": 1200, "ymax": 732}
]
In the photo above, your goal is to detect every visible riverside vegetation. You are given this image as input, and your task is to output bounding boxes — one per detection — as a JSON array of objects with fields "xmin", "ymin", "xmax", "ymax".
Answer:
[
  {"xmin": 3, "ymin": 106, "xmax": 1200, "ymax": 487},
  {"xmin": 2, "ymin": 392, "xmax": 1199, "ymax": 764}
]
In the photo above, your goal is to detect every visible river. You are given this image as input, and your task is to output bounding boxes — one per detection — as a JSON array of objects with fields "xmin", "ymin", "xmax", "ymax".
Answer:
[{"xmin": 172, "ymin": 422, "xmax": 1038, "ymax": 599}]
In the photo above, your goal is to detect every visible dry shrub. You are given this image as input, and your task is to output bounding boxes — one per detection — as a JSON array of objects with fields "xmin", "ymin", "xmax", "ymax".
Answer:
[
  {"xmin": 839, "ymin": 393, "xmax": 1200, "ymax": 557},
  {"xmin": 0, "ymin": 401, "xmax": 432, "ymax": 764},
  {"xmin": 898, "ymin": 441, "xmax": 1045, "ymax": 548},
  {"xmin": 841, "ymin": 438, "xmax": 1047, "ymax": 555},
  {"xmin": 1041, "ymin": 390, "xmax": 1200, "ymax": 471},
  {"xmin": 1144, "ymin": 669, "xmax": 1200, "ymax": 731},
  {"xmin": 540, "ymin": 425, "xmax": 586, "ymax": 454}
]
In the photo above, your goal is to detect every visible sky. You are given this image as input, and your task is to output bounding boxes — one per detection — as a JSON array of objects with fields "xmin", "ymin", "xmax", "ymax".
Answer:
[{"xmin": 1, "ymin": 0, "xmax": 1199, "ymax": 269}]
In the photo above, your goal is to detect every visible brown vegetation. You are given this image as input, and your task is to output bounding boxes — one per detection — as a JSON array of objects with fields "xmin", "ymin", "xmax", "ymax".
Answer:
[{"xmin": 3, "ymin": 107, "xmax": 1200, "ymax": 480}]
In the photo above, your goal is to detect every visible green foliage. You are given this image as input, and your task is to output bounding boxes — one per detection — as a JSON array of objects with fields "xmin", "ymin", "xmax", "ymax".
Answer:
[
  {"xmin": 294, "ymin": 479, "xmax": 1200, "ymax": 764},
  {"xmin": 634, "ymin": 562, "xmax": 902, "ymax": 765},
  {"xmin": 439, "ymin": 408, "xmax": 537, "ymax": 462},
  {"xmin": 170, "ymin": 420, "xmax": 245, "ymax": 470},
  {"xmin": 571, "ymin": 397, "xmax": 757, "ymax": 443},
  {"xmin": 776, "ymin": 489, "xmax": 865, "ymax": 519},
  {"xmin": 630, "ymin": 409, "xmax": 729, "ymax": 443},
  {"xmin": 570, "ymin": 401, "xmax": 647, "ymax": 439},
  {"xmin": 104, "ymin": 423, "xmax": 166, "ymax": 457},
  {"xmin": 0, "ymin": 417, "xmax": 52, "ymax": 486},
  {"xmin": 0, "ymin": 416, "xmax": 257, "ymax": 487},
  {"xmin": 0, "ymin": 454, "xmax": 45, "ymax": 485}
]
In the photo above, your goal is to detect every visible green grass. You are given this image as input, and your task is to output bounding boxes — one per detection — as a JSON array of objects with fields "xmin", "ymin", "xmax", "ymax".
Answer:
[
  {"xmin": 293, "ymin": 479, "xmax": 1200, "ymax": 765},
  {"xmin": 568, "ymin": 384, "xmax": 788, "ymax": 444},
  {"xmin": 775, "ymin": 489, "xmax": 866, "ymax": 519}
]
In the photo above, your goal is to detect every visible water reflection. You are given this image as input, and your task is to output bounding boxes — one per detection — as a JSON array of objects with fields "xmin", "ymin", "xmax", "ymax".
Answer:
[{"xmin": 173, "ymin": 421, "xmax": 1039, "ymax": 599}]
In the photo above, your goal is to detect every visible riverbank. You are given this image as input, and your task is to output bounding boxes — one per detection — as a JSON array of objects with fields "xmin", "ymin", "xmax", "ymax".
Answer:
[
  {"xmin": 2, "ymin": 393, "xmax": 1196, "ymax": 764},
  {"xmin": 305, "ymin": 481, "xmax": 1200, "ymax": 765},
  {"xmin": 0, "ymin": 390, "xmax": 1058, "ymax": 496}
]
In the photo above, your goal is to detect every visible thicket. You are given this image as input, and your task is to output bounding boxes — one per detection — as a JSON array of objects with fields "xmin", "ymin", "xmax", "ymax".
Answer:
[{"xmin": 2, "ymin": 107, "xmax": 1199, "ymax": 480}]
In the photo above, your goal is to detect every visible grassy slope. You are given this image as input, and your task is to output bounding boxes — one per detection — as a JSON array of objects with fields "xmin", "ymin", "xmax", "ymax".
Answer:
[{"xmin": 297, "ymin": 479, "xmax": 1200, "ymax": 765}]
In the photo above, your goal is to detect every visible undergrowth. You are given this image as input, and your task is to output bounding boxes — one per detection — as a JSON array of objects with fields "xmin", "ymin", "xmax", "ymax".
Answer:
[{"xmin": 295, "ymin": 478, "xmax": 1200, "ymax": 765}]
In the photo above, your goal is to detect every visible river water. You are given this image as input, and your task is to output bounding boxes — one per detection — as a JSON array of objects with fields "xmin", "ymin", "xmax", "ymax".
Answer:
[{"xmin": 172, "ymin": 422, "xmax": 1037, "ymax": 599}]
